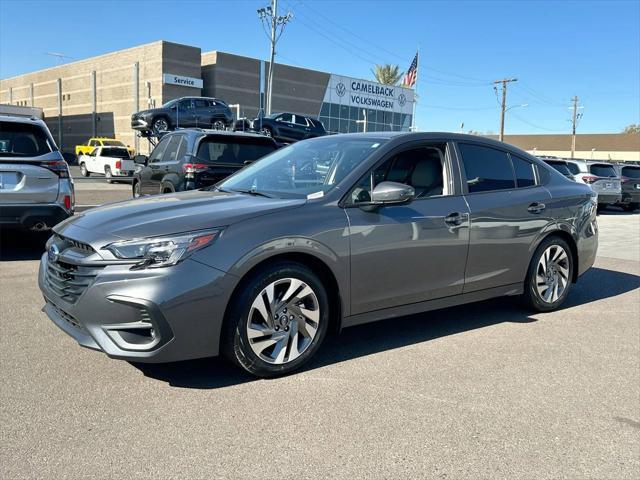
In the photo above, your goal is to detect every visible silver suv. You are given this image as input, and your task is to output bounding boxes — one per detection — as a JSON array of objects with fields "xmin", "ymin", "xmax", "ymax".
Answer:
[
  {"xmin": 0, "ymin": 115, "xmax": 74, "ymax": 231},
  {"xmin": 564, "ymin": 158, "xmax": 621, "ymax": 208}
]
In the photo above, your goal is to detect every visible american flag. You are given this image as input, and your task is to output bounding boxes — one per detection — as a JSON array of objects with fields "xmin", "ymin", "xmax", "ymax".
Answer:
[{"xmin": 402, "ymin": 52, "xmax": 418, "ymax": 88}]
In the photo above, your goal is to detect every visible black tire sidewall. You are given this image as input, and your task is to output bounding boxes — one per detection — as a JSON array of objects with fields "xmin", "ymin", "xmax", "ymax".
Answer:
[
  {"xmin": 224, "ymin": 263, "xmax": 330, "ymax": 377},
  {"xmin": 525, "ymin": 236, "xmax": 574, "ymax": 312},
  {"xmin": 80, "ymin": 162, "xmax": 89, "ymax": 177}
]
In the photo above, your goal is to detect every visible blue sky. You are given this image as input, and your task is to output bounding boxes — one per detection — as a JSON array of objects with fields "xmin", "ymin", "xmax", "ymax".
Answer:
[{"xmin": 1, "ymin": 0, "xmax": 638, "ymax": 134}]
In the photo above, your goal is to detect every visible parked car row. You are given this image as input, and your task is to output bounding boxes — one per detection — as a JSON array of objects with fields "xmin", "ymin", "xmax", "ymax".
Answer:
[{"xmin": 540, "ymin": 157, "xmax": 639, "ymax": 211}]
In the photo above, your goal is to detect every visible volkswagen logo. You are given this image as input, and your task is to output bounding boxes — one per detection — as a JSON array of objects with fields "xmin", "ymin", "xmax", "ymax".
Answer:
[
  {"xmin": 48, "ymin": 244, "xmax": 60, "ymax": 263},
  {"xmin": 398, "ymin": 93, "xmax": 407, "ymax": 107},
  {"xmin": 336, "ymin": 82, "xmax": 346, "ymax": 97}
]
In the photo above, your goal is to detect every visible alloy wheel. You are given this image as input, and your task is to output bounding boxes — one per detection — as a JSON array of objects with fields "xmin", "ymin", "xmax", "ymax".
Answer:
[
  {"xmin": 535, "ymin": 245, "xmax": 570, "ymax": 304},
  {"xmin": 153, "ymin": 119, "xmax": 168, "ymax": 132},
  {"xmin": 246, "ymin": 277, "xmax": 320, "ymax": 364},
  {"xmin": 212, "ymin": 120, "xmax": 226, "ymax": 130},
  {"xmin": 260, "ymin": 127, "xmax": 272, "ymax": 137}
]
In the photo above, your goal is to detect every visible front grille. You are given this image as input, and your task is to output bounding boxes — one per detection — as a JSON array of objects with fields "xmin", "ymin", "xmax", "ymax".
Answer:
[
  {"xmin": 48, "ymin": 301, "xmax": 85, "ymax": 331},
  {"xmin": 45, "ymin": 259, "xmax": 102, "ymax": 304},
  {"xmin": 54, "ymin": 234, "xmax": 95, "ymax": 254}
]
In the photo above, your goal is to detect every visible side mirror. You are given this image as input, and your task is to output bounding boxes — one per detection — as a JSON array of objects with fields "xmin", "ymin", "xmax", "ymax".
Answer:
[
  {"xmin": 133, "ymin": 154, "xmax": 148, "ymax": 165},
  {"xmin": 364, "ymin": 181, "xmax": 415, "ymax": 210}
]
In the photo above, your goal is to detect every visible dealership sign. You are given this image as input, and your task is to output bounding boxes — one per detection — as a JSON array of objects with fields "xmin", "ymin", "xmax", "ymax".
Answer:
[
  {"xmin": 323, "ymin": 75, "xmax": 414, "ymax": 113},
  {"xmin": 162, "ymin": 73, "xmax": 203, "ymax": 89}
]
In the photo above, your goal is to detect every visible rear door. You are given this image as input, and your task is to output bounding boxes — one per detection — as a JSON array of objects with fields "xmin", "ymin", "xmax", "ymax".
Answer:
[
  {"xmin": 292, "ymin": 115, "xmax": 311, "ymax": 140},
  {"xmin": 456, "ymin": 142, "xmax": 553, "ymax": 293},
  {"xmin": 0, "ymin": 120, "xmax": 60, "ymax": 204}
]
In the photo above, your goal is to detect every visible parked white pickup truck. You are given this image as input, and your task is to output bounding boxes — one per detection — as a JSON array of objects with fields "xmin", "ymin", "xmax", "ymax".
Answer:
[{"xmin": 78, "ymin": 146, "xmax": 135, "ymax": 183}]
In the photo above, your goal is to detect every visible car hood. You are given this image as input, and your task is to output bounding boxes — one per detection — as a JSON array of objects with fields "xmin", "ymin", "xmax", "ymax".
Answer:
[
  {"xmin": 134, "ymin": 108, "xmax": 165, "ymax": 117},
  {"xmin": 55, "ymin": 190, "xmax": 306, "ymax": 244}
]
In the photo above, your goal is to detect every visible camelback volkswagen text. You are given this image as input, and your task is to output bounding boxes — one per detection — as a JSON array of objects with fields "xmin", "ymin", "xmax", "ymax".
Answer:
[{"xmin": 39, "ymin": 133, "xmax": 598, "ymax": 377}]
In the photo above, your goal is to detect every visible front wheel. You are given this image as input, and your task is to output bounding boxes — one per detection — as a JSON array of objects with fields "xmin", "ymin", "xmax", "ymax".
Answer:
[
  {"xmin": 152, "ymin": 117, "xmax": 169, "ymax": 133},
  {"xmin": 80, "ymin": 162, "xmax": 90, "ymax": 177},
  {"xmin": 212, "ymin": 119, "xmax": 226, "ymax": 130},
  {"xmin": 260, "ymin": 126, "xmax": 273, "ymax": 137},
  {"xmin": 523, "ymin": 237, "xmax": 574, "ymax": 312},
  {"xmin": 222, "ymin": 262, "xmax": 330, "ymax": 377}
]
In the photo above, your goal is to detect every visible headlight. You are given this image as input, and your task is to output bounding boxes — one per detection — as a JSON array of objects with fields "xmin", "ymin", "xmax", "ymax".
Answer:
[{"xmin": 104, "ymin": 229, "xmax": 221, "ymax": 268}]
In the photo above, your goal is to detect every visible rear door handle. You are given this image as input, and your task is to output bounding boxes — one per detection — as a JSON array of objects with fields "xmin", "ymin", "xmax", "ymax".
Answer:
[
  {"xmin": 444, "ymin": 212, "xmax": 466, "ymax": 226},
  {"xmin": 528, "ymin": 202, "xmax": 546, "ymax": 213}
]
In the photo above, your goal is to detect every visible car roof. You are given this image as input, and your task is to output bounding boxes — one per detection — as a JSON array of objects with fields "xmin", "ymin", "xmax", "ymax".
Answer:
[
  {"xmin": 164, "ymin": 128, "xmax": 276, "ymax": 141},
  {"xmin": 0, "ymin": 114, "xmax": 47, "ymax": 126}
]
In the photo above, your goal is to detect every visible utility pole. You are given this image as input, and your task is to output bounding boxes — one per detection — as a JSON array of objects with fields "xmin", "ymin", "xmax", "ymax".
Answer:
[
  {"xmin": 569, "ymin": 96, "xmax": 583, "ymax": 158},
  {"xmin": 493, "ymin": 77, "xmax": 517, "ymax": 141},
  {"xmin": 257, "ymin": 0, "xmax": 292, "ymax": 115}
]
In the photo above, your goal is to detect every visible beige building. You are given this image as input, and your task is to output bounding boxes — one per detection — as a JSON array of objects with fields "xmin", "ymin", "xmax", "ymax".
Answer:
[
  {"xmin": 1, "ymin": 40, "xmax": 416, "ymax": 155},
  {"xmin": 497, "ymin": 133, "xmax": 640, "ymax": 162}
]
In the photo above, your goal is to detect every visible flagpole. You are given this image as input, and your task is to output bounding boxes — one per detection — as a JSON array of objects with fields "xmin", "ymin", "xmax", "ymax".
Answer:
[{"xmin": 411, "ymin": 45, "xmax": 419, "ymax": 132}]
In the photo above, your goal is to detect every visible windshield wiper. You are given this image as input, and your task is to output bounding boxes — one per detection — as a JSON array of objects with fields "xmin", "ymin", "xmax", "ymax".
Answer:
[{"xmin": 229, "ymin": 188, "xmax": 274, "ymax": 198}]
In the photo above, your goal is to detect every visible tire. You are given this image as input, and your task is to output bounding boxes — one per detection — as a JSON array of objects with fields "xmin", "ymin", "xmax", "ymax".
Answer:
[
  {"xmin": 625, "ymin": 202, "xmax": 639, "ymax": 212},
  {"xmin": 133, "ymin": 181, "xmax": 141, "ymax": 198},
  {"xmin": 212, "ymin": 119, "xmax": 226, "ymax": 131},
  {"xmin": 260, "ymin": 126, "xmax": 273, "ymax": 138},
  {"xmin": 162, "ymin": 183, "xmax": 175, "ymax": 194},
  {"xmin": 222, "ymin": 262, "xmax": 330, "ymax": 378},
  {"xmin": 152, "ymin": 117, "xmax": 169, "ymax": 133},
  {"xmin": 80, "ymin": 162, "xmax": 90, "ymax": 177},
  {"xmin": 105, "ymin": 166, "xmax": 113, "ymax": 184},
  {"xmin": 523, "ymin": 236, "xmax": 574, "ymax": 312}
]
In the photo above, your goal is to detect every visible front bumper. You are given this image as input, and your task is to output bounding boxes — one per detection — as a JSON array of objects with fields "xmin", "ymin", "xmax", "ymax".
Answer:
[
  {"xmin": 131, "ymin": 117, "xmax": 149, "ymax": 131},
  {"xmin": 38, "ymin": 251, "xmax": 236, "ymax": 363}
]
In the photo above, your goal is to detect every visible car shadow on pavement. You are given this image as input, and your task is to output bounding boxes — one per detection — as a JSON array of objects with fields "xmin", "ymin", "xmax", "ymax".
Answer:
[
  {"xmin": 0, "ymin": 230, "xmax": 49, "ymax": 261},
  {"xmin": 133, "ymin": 266, "xmax": 639, "ymax": 389}
]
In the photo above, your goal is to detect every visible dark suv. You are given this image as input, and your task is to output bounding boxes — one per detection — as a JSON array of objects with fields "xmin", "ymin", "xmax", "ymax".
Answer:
[
  {"xmin": 132, "ymin": 129, "xmax": 278, "ymax": 197},
  {"xmin": 242, "ymin": 113, "xmax": 327, "ymax": 143},
  {"xmin": 131, "ymin": 97, "xmax": 234, "ymax": 135},
  {"xmin": 616, "ymin": 163, "xmax": 640, "ymax": 211}
]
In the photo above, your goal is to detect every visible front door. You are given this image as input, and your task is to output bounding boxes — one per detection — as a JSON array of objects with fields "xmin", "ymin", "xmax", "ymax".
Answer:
[
  {"xmin": 456, "ymin": 142, "xmax": 553, "ymax": 292},
  {"xmin": 140, "ymin": 136, "xmax": 171, "ymax": 195},
  {"xmin": 345, "ymin": 142, "xmax": 470, "ymax": 315},
  {"xmin": 274, "ymin": 113, "xmax": 296, "ymax": 141}
]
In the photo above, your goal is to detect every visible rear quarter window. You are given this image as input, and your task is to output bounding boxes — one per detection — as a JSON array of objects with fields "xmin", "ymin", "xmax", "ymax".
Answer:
[
  {"xmin": 511, "ymin": 155, "xmax": 536, "ymax": 187},
  {"xmin": 0, "ymin": 121, "xmax": 54, "ymax": 157},
  {"xmin": 566, "ymin": 162, "xmax": 581, "ymax": 175}
]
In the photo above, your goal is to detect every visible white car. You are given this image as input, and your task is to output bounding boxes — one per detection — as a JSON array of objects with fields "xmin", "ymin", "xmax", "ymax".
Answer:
[{"xmin": 78, "ymin": 146, "xmax": 135, "ymax": 183}]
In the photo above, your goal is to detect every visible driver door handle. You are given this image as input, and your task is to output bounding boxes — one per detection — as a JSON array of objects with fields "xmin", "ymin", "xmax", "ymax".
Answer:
[
  {"xmin": 444, "ymin": 212, "xmax": 466, "ymax": 226},
  {"xmin": 528, "ymin": 202, "xmax": 546, "ymax": 214}
]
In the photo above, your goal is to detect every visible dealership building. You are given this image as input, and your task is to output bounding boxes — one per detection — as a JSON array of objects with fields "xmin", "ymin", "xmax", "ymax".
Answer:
[{"xmin": 0, "ymin": 40, "xmax": 415, "ymax": 154}]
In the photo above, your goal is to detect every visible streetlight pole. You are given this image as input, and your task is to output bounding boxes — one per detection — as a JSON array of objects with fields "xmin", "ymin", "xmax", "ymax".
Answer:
[
  {"xmin": 569, "ymin": 96, "xmax": 583, "ymax": 159},
  {"xmin": 257, "ymin": 1, "xmax": 292, "ymax": 116}
]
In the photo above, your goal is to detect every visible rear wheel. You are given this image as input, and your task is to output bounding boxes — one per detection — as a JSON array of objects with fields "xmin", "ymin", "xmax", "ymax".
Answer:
[
  {"xmin": 523, "ymin": 236, "xmax": 574, "ymax": 312},
  {"xmin": 133, "ymin": 181, "xmax": 141, "ymax": 198},
  {"xmin": 222, "ymin": 262, "xmax": 330, "ymax": 377},
  {"xmin": 212, "ymin": 119, "xmax": 226, "ymax": 130},
  {"xmin": 105, "ymin": 166, "xmax": 113, "ymax": 184},
  {"xmin": 80, "ymin": 162, "xmax": 90, "ymax": 177}
]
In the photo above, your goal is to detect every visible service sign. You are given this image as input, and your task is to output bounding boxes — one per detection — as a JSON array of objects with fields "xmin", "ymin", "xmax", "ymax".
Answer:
[
  {"xmin": 162, "ymin": 73, "xmax": 203, "ymax": 89},
  {"xmin": 322, "ymin": 74, "xmax": 414, "ymax": 114}
]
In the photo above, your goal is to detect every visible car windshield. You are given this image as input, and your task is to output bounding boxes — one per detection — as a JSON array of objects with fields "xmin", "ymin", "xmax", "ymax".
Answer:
[
  {"xmin": 218, "ymin": 136, "xmax": 387, "ymax": 199},
  {"xmin": 589, "ymin": 164, "xmax": 617, "ymax": 177},
  {"xmin": 621, "ymin": 166, "xmax": 640, "ymax": 179},
  {"xmin": 102, "ymin": 140, "xmax": 125, "ymax": 147},
  {"xmin": 197, "ymin": 138, "xmax": 276, "ymax": 164},
  {"xmin": 547, "ymin": 162, "xmax": 572, "ymax": 176},
  {"xmin": 161, "ymin": 99, "xmax": 178, "ymax": 108},
  {"xmin": 0, "ymin": 121, "xmax": 54, "ymax": 157}
]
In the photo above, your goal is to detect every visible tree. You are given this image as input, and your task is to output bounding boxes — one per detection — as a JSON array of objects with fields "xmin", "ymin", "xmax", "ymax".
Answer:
[
  {"xmin": 622, "ymin": 124, "xmax": 640, "ymax": 134},
  {"xmin": 372, "ymin": 64, "xmax": 403, "ymax": 86}
]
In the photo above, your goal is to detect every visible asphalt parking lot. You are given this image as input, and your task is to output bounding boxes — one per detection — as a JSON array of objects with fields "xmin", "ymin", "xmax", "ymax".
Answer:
[{"xmin": 1, "ymin": 203, "xmax": 639, "ymax": 478}]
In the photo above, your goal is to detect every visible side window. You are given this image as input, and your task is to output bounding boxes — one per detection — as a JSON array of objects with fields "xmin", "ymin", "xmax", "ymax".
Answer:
[
  {"xmin": 566, "ymin": 162, "xmax": 580, "ymax": 175},
  {"xmin": 276, "ymin": 113, "xmax": 293, "ymax": 123},
  {"xmin": 293, "ymin": 115, "xmax": 308, "ymax": 126},
  {"xmin": 148, "ymin": 136, "xmax": 171, "ymax": 163},
  {"xmin": 88, "ymin": 140, "xmax": 97, "ymax": 147},
  {"xmin": 175, "ymin": 136, "xmax": 188, "ymax": 160},
  {"xmin": 178, "ymin": 99, "xmax": 193, "ymax": 110},
  {"xmin": 349, "ymin": 146, "xmax": 446, "ymax": 204},
  {"xmin": 162, "ymin": 135, "xmax": 183, "ymax": 162},
  {"xmin": 193, "ymin": 99, "xmax": 209, "ymax": 109},
  {"xmin": 511, "ymin": 155, "xmax": 536, "ymax": 187},
  {"xmin": 458, "ymin": 143, "xmax": 515, "ymax": 193}
]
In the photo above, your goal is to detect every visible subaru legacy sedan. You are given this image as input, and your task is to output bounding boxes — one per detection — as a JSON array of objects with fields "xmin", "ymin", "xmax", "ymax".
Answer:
[{"xmin": 39, "ymin": 133, "xmax": 598, "ymax": 377}]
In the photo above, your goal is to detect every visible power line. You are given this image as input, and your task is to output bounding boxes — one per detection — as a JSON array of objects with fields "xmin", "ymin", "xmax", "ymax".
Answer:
[{"xmin": 510, "ymin": 112, "xmax": 565, "ymax": 132}]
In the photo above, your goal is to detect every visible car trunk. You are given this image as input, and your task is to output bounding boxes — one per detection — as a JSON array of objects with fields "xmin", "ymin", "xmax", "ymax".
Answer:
[
  {"xmin": 0, "ymin": 158, "xmax": 60, "ymax": 204},
  {"xmin": 587, "ymin": 164, "xmax": 621, "ymax": 194}
]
